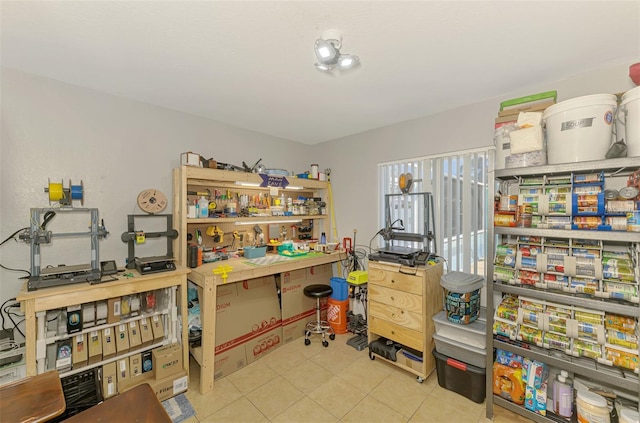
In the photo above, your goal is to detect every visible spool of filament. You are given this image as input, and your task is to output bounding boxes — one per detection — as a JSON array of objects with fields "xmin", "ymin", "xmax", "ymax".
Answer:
[
  {"xmin": 46, "ymin": 179, "xmax": 65, "ymax": 203},
  {"xmin": 69, "ymin": 179, "xmax": 84, "ymax": 205}
]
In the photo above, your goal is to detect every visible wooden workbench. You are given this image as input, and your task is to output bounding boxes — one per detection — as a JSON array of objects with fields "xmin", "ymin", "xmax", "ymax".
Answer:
[{"xmin": 188, "ymin": 251, "xmax": 343, "ymax": 394}]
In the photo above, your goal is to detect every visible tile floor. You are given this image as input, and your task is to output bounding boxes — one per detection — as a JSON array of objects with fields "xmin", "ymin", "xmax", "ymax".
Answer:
[{"xmin": 183, "ymin": 333, "xmax": 530, "ymax": 423}]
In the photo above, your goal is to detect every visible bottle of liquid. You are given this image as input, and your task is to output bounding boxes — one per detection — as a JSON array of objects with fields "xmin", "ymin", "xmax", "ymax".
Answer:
[
  {"xmin": 198, "ymin": 196, "xmax": 209, "ymax": 218},
  {"xmin": 554, "ymin": 370, "xmax": 573, "ymax": 418},
  {"xmin": 320, "ymin": 232, "xmax": 326, "ymax": 244}
]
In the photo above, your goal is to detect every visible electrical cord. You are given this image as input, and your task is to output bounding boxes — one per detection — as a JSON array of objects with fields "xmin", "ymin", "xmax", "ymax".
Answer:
[{"xmin": 0, "ymin": 227, "xmax": 29, "ymax": 246}]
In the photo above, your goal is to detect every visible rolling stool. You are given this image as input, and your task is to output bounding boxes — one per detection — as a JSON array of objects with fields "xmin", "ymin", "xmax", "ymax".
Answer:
[{"xmin": 304, "ymin": 284, "xmax": 336, "ymax": 347}]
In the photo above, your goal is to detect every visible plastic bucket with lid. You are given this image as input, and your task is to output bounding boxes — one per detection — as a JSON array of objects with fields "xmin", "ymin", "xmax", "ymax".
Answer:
[
  {"xmin": 440, "ymin": 272, "xmax": 484, "ymax": 325},
  {"xmin": 621, "ymin": 86, "xmax": 640, "ymax": 157},
  {"xmin": 543, "ymin": 94, "xmax": 617, "ymax": 164},
  {"xmin": 576, "ymin": 390, "xmax": 610, "ymax": 423}
]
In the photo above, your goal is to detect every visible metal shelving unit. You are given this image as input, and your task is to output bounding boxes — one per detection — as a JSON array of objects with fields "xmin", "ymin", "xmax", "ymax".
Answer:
[{"xmin": 485, "ymin": 157, "xmax": 640, "ymax": 420}]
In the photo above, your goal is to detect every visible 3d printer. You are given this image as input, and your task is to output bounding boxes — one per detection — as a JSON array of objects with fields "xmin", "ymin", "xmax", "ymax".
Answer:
[{"xmin": 369, "ymin": 192, "xmax": 436, "ymax": 266}]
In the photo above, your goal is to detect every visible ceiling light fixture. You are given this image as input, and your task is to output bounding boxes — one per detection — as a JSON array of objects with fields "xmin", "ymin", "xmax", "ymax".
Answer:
[{"xmin": 314, "ymin": 29, "xmax": 359, "ymax": 72}]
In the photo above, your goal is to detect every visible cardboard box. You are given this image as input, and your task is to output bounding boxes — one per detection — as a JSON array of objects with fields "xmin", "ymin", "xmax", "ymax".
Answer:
[
  {"xmin": 102, "ymin": 361, "xmax": 118, "ymax": 399},
  {"xmin": 214, "ymin": 344, "xmax": 247, "ymax": 381},
  {"xmin": 120, "ymin": 369, "xmax": 188, "ymax": 402},
  {"xmin": 107, "ymin": 298, "xmax": 121, "ymax": 324},
  {"xmin": 116, "ymin": 357, "xmax": 129, "ymax": 383},
  {"xmin": 214, "ymin": 276, "xmax": 282, "ymax": 379},
  {"xmin": 139, "ymin": 317, "xmax": 154, "ymax": 347},
  {"xmin": 88, "ymin": 330, "xmax": 103, "ymax": 365},
  {"xmin": 151, "ymin": 315, "xmax": 165, "ymax": 340},
  {"xmin": 214, "ymin": 326, "xmax": 284, "ymax": 381},
  {"xmin": 129, "ymin": 353, "xmax": 143, "ymax": 377},
  {"xmin": 181, "ymin": 151, "xmax": 201, "ymax": 167},
  {"xmin": 116, "ymin": 323, "xmax": 130, "ymax": 354},
  {"xmin": 72, "ymin": 333, "xmax": 88, "ymax": 368},
  {"xmin": 245, "ymin": 326, "xmax": 282, "ymax": 364},
  {"xmin": 280, "ymin": 270, "xmax": 328, "ymax": 344},
  {"xmin": 152, "ymin": 343, "xmax": 183, "ymax": 380},
  {"xmin": 305, "ymin": 264, "xmax": 333, "ymax": 282},
  {"xmin": 102, "ymin": 327, "xmax": 117, "ymax": 359},
  {"xmin": 128, "ymin": 320, "xmax": 142, "ymax": 349}
]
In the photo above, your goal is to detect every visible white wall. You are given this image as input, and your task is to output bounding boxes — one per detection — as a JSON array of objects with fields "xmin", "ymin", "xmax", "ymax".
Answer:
[
  {"xmin": 0, "ymin": 68, "xmax": 309, "ymax": 301},
  {"xmin": 314, "ymin": 61, "xmax": 637, "ymax": 255},
  {"xmin": 1, "ymin": 62, "xmax": 636, "ymax": 308}
]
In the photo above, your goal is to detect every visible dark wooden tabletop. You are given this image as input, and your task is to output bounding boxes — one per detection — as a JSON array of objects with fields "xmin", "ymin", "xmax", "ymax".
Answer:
[
  {"xmin": 0, "ymin": 370, "xmax": 66, "ymax": 423},
  {"xmin": 63, "ymin": 382, "xmax": 172, "ymax": 423}
]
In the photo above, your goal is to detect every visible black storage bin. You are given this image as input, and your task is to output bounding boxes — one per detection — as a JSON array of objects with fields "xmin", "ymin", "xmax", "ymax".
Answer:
[{"xmin": 433, "ymin": 349, "xmax": 486, "ymax": 404}]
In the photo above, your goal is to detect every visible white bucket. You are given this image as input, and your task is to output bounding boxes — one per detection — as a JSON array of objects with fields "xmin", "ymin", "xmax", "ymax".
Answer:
[
  {"xmin": 621, "ymin": 86, "xmax": 640, "ymax": 157},
  {"xmin": 543, "ymin": 94, "xmax": 617, "ymax": 164}
]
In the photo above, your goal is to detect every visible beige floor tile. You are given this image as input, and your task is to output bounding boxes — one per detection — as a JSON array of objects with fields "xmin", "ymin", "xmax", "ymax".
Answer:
[
  {"xmin": 310, "ymin": 345, "xmax": 359, "ymax": 375},
  {"xmin": 261, "ymin": 340, "xmax": 310, "ymax": 374},
  {"xmin": 411, "ymin": 386, "xmax": 484, "ymax": 423},
  {"xmin": 271, "ymin": 396, "xmax": 339, "ymax": 423},
  {"xmin": 342, "ymin": 395, "xmax": 408, "ymax": 423},
  {"xmin": 369, "ymin": 373, "xmax": 433, "ymax": 418},
  {"xmin": 307, "ymin": 375, "xmax": 366, "ymax": 419},
  {"xmin": 199, "ymin": 397, "xmax": 268, "ymax": 423},
  {"xmin": 226, "ymin": 358, "xmax": 279, "ymax": 394},
  {"xmin": 336, "ymin": 356, "xmax": 390, "ymax": 393},
  {"xmin": 245, "ymin": 376, "xmax": 305, "ymax": 420},
  {"xmin": 280, "ymin": 358, "xmax": 334, "ymax": 394},
  {"xmin": 186, "ymin": 376, "xmax": 243, "ymax": 420}
]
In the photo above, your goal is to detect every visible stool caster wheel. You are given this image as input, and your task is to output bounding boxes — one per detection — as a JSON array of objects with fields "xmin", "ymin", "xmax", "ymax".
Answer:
[
  {"xmin": 304, "ymin": 338, "xmax": 311, "ymax": 346},
  {"xmin": 416, "ymin": 376, "xmax": 424, "ymax": 383},
  {"xmin": 322, "ymin": 340, "xmax": 329, "ymax": 348},
  {"xmin": 369, "ymin": 351, "xmax": 375, "ymax": 360},
  {"xmin": 329, "ymin": 334, "xmax": 335, "ymax": 341}
]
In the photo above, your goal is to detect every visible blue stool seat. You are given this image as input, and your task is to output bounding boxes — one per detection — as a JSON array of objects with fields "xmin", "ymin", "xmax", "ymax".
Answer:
[{"xmin": 303, "ymin": 284, "xmax": 335, "ymax": 347}]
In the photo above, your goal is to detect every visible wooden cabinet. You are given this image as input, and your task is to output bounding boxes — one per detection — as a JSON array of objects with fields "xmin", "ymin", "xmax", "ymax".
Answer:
[
  {"xmin": 367, "ymin": 261, "xmax": 444, "ymax": 382},
  {"xmin": 16, "ymin": 267, "xmax": 189, "ymax": 398},
  {"xmin": 172, "ymin": 166, "xmax": 332, "ymax": 267}
]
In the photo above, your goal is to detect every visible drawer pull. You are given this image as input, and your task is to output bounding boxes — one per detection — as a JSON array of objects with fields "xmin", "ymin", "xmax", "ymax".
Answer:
[
  {"xmin": 390, "ymin": 296, "xmax": 395, "ymax": 301},
  {"xmin": 391, "ymin": 330, "xmax": 395, "ymax": 335},
  {"xmin": 391, "ymin": 279, "xmax": 396, "ymax": 283},
  {"xmin": 391, "ymin": 313, "xmax": 395, "ymax": 318}
]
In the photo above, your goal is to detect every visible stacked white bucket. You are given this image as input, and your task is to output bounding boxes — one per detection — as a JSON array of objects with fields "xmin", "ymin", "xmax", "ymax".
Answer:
[
  {"xmin": 621, "ymin": 86, "xmax": 640, "ymax": 157},
  {"xmin": 543, "ymin": 87, "xmax": 640, "ymax": 164}
]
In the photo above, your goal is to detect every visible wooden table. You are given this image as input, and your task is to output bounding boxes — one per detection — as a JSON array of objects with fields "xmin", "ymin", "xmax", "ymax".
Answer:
[
  {"xmin": 64, "ymin": 383, "xmax": 171, "ymax": 423},
  {"xmin": 0, "ymin": 370, "xmax": 65, "ymax": 422},
  {"xmin": 188, "ymin": 251, "xmax": 343, "ymax": 394}
]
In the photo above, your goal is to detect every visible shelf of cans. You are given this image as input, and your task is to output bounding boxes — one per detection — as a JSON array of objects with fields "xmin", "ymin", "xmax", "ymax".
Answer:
[
  {"xmin": 493, "ymin": 294, "xmax": 639, "ymax": 373},
  {"xmin": 494, "ymin": 171, "xmax": 639, "ymax": 232},
  {"xmin": 494, "ymin": 236, "xmax": 639, "ymax": 303}
]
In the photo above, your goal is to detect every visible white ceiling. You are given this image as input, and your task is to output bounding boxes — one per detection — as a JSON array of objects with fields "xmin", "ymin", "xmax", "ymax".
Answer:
[{"xmin": 2, "ymin": 1, "xmax": 639, "ymax": 145}]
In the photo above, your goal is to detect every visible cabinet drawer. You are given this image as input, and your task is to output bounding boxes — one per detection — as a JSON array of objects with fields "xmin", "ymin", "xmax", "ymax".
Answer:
[
  {"xmin": 369, "ymin": 301, "xmax": 423, "ymax": 331},
  {"xmin": 368, "ymin": 267, "xmax": 423, "ymax": 295},
  {"xmin": 369, "ymin": 284, "xmax": 423, "ymax": 314},
  {"xmin": 369, "ymin": 315, "xmax": 423, "ymax": 351}
]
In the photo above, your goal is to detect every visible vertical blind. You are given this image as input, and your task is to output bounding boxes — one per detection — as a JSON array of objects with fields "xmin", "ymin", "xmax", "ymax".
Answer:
[{"xmin": 378, "ymin": 148, "xmax": 491, "ymax": 275}]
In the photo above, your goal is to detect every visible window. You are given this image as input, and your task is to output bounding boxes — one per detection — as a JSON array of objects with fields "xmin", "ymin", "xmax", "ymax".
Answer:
[{"xmin": 378, "ymin": 148, "xmax": 491, "ymax": 275}]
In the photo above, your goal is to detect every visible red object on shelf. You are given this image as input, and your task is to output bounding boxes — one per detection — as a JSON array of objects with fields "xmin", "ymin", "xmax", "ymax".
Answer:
[{"xmin": 630, "ymin": 62, "xmax": 640, "ymax": 86}]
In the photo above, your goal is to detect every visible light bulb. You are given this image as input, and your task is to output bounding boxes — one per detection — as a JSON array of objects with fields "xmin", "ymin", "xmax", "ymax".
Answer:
[{"xmin": 338, "ymin": 54, "xmax": 359, "ymax": 69}]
